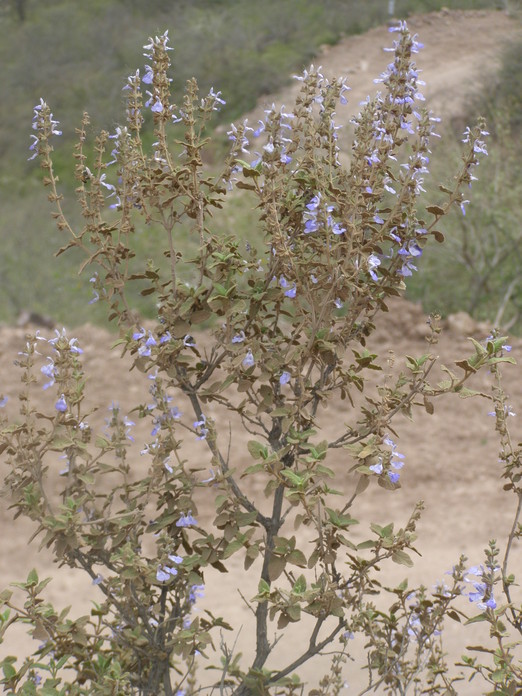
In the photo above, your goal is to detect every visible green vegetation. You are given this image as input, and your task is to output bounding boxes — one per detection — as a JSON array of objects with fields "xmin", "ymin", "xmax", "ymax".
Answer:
[{"xmin": 407, "ymin": 38, "xmax": 522, "ymax": 331}]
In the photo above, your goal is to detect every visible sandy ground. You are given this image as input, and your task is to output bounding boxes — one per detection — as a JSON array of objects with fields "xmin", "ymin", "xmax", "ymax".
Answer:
[{"xmin": 1, "ymin": 9, "xmax": 521, "ymax": 694}]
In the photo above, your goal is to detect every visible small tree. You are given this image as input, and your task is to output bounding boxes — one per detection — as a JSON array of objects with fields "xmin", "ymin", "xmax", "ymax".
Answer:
[{"xmin": 1, "ymin": 25, "xmax": 520, "ymax": 695}]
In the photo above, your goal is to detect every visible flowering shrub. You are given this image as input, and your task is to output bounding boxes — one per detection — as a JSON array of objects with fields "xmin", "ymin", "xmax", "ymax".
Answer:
[{"xmin": 1, "ymin": 25, "xmax": 520, "ymax": 696}]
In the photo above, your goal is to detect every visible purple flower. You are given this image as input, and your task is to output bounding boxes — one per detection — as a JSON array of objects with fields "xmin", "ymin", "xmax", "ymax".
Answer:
[
  {"xmin": 0, "ymin": 396, "xmax": 8, "ymax": 408},
  {"xmin": 306, "ymin": 194, "xmax": 321, "ymax": 211},
  {"xmin": 150, "ymin": 98, "xmax": 164, "ymax": 113},
  {"xmin": 41, "ymin": 358, "xmax": 56, "ymax": 390},
  {"xmin": 388, "ymin": 471, "xmax": 400, "ymax": 484},
  {"xmin": 368, "ymin": 254, "xmax": 381, "ymax": 281},
  {"xmin": 156, "ymin": 565, "xmax": 177, "ymax": 582},
  {"xmin": 193, "ymin": 415, "xmax": 208, "ymax": 440},
  {"xmin": 399, "ymin": 260, "xmax": 418, "ymax": 277},
  {"xmin": 279, "ymin": 371, "xmax": 291, "ymax": 386},
  {"xmin": 183, "ymin": 334, "xmax": 196, "ymax": 347},
  {"xmin": 467, "ymin": 582, "xmax": 496, "ymax": 610},
  {"xmin": 176, "ymin": 512, "xmax": 197, "ymax": 528},
  {"xmin": 232, "ymin": 330, "xmax": 246, "ymax": 344},
  {"xmin": 285, "ymin": 284, "xmax": 297, "ymax": 298},
  {"xmin": 48, "ymin": 329, "xmax": 83, "ymax": 355},
  {"xmin": 243, "ymin": 350, "xmax": 255, "ymax": 368},
  {"xmin": 55, "ymin": 395, "xmax": 67, "ymax": 412},
  {"xmin": 201, "ymin": 468, "xmax": 216, "ymax": 484},
  {"xmin": 369, "ymin": 460, "xmax": 383, "ymax": 475},
  {"xmin": 189, "ymin": 584, "xmax": 205, "ymax": 603},
  {"xmin": 253, "ymin": 120, "xmax": 265, "ymax": 137},
  {"xmin": 168, "ymin": 554, "xmax": 183, "ymax": 564},
  {"xmin": 143, "ymin": 66, "xmax": 154, "ymax": 84},
  {"xmin": 208, "ymin": 87, "xmax": 226, "ymax": 110},
  {"xmin": 159, "ymin": 331, "xmax": 172, "ymax": 344},
  {"xmin": 164, "ymin": 457, "xmax": 173, "ymax": 474}
]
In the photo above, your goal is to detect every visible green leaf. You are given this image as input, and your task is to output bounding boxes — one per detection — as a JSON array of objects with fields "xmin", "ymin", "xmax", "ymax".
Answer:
[
  {"xmin": 325, "ymin": 507, "xmax": 359, "ymax": 529},
  {"xmin": 268, "ymin": 556, "xmax": 286, "ymax": 581},
  {"xmin": 242, "ymin": 463, "xmax": 265, "ymax": 476},
  {"xmin": 223, "ymin": 539, "xmax": 244, "ymax": 559},
  {"xmin": 247, "ymin": 440, "xmax": 267, "ymax": 459},
  {"xmin": 391, "ymin": 550, "xmax": 413, "ymax": 567},
  {"xmin": 258, "ymin": 579, "xmax": 270, "ymax": 595},
  {"xmin": 292, "ymin": 575, "xmax": 307, "ymax": 595},
  {"xmin": 27, "ymin": 569, "xmax": 39, "ymax": 587},
  {"xmin": 1, "ymin": 659, "xmax": 16, "ymax": 680},
  {"xmin": 281, "ymin": 469, "xmax": 305, "ymax": 487},
  {"xmin": 286, "ymin": 604, "xmax": 301, "ymax": 622},
  {"xmin": 0, "ymin": 590, "xmax": 13, "ymax": 603},
  {"xmin": 287, "ymin": 549, "xmax": 307, "ymax": 567},
  {"xmin": 465, "ymin": 613, "xmax": 489, "ymax": 625}
]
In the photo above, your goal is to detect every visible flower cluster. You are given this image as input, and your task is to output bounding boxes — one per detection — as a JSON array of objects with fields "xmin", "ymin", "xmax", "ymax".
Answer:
[
  {"xmin": 464, "ymin": 565, "xmax": 497, "ymax": 610},
  {"xmin": 156, "ymin": 554, "xmax": 183, "ymax": 583},
  {"xmin": 29, "ymin": 98, "xmax": 61, "ymax": 161},
  {"xmin": 369, "ymin": 434, "xmax": 405, "ymax": 484},
  {"xmin": 302, "ymin": 192, "xmax": 346, "ymax": 237}
]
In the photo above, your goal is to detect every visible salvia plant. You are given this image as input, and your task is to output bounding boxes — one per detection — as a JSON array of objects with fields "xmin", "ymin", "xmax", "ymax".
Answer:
[{"xmin": 1, "ymin": 24, "xmax": 520, "ymax": 696}]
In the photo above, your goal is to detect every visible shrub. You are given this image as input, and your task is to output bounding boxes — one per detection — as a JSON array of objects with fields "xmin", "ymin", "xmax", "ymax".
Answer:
[{"xmin": 1, "ymin": 25, "xmax": 520, "ymax": 696}]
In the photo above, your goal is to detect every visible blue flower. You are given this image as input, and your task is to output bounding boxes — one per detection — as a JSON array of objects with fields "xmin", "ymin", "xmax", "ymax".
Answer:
[
  {"xmin": 399, "ymin": 260, "xmax": 417, "ymax": 277},
  {"xmin": 280, "ymin": 371, "xmax": 291, "ymax": 386},
  {"xmin": 189, "ymin": 584, "xmax": 205, "ymax": 603},
  {"xmin": 368, "ymin": 254, "xmax": 381, "ymax": 281},
  {"xmin": 159, "ymin": 331, "xmax": 172, "ymax": 344},
  {"xmin": 55, "ymin": 395, "xmax": 67, "ymax": 412},
  {"xmin": 142, "ymin": 66, "xmax": 154, "ymax": 84},
  {"xmin": 388, "ymin": 471, "xmax": 400, "ymax": 484},
  {"xmin": 176, "ymin": 512, "xmax": 197, "ymax": 528},
  {"xmin": 467, "ymin": 582, "xmax": 496, "ymax": 610},
  {"xmin": 156, "ymin": 565, "xmax": 177, "ymax": 582},
  {"xmin": 41, "ymin": 358, "xmax": 56, "ymax": 390},
  {"xmin": 232, "ymin": 330, "xmax": 246, "ymax": 344},
  {"xmin": 193, "ymin": 415, "xmax": 208, "ymax": 440},
  {"xmin": 243, "ymin": 350, "xmax": 255, "ymax": 368},
  {"xmin": 208, "ymin": 87, "xmax": 226, "ymax": 110},
  {"xmin": 369, "ymin": 460, "xmax": 383, "ymax": 475},
  {"xmin": 285, "ymin": 284, "xmax": 297, "ymax": 298}
]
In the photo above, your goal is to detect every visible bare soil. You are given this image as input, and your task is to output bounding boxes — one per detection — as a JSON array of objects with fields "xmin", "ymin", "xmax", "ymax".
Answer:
[{"xmin": 1, "ymin": 9, "xmax": 521, "ymax": 694}]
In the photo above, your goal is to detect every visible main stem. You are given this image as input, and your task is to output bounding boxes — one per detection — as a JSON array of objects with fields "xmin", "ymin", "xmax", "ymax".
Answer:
[{"xmin": 233, "ymin": 483, "xmax": 285, "ymax": 695}]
